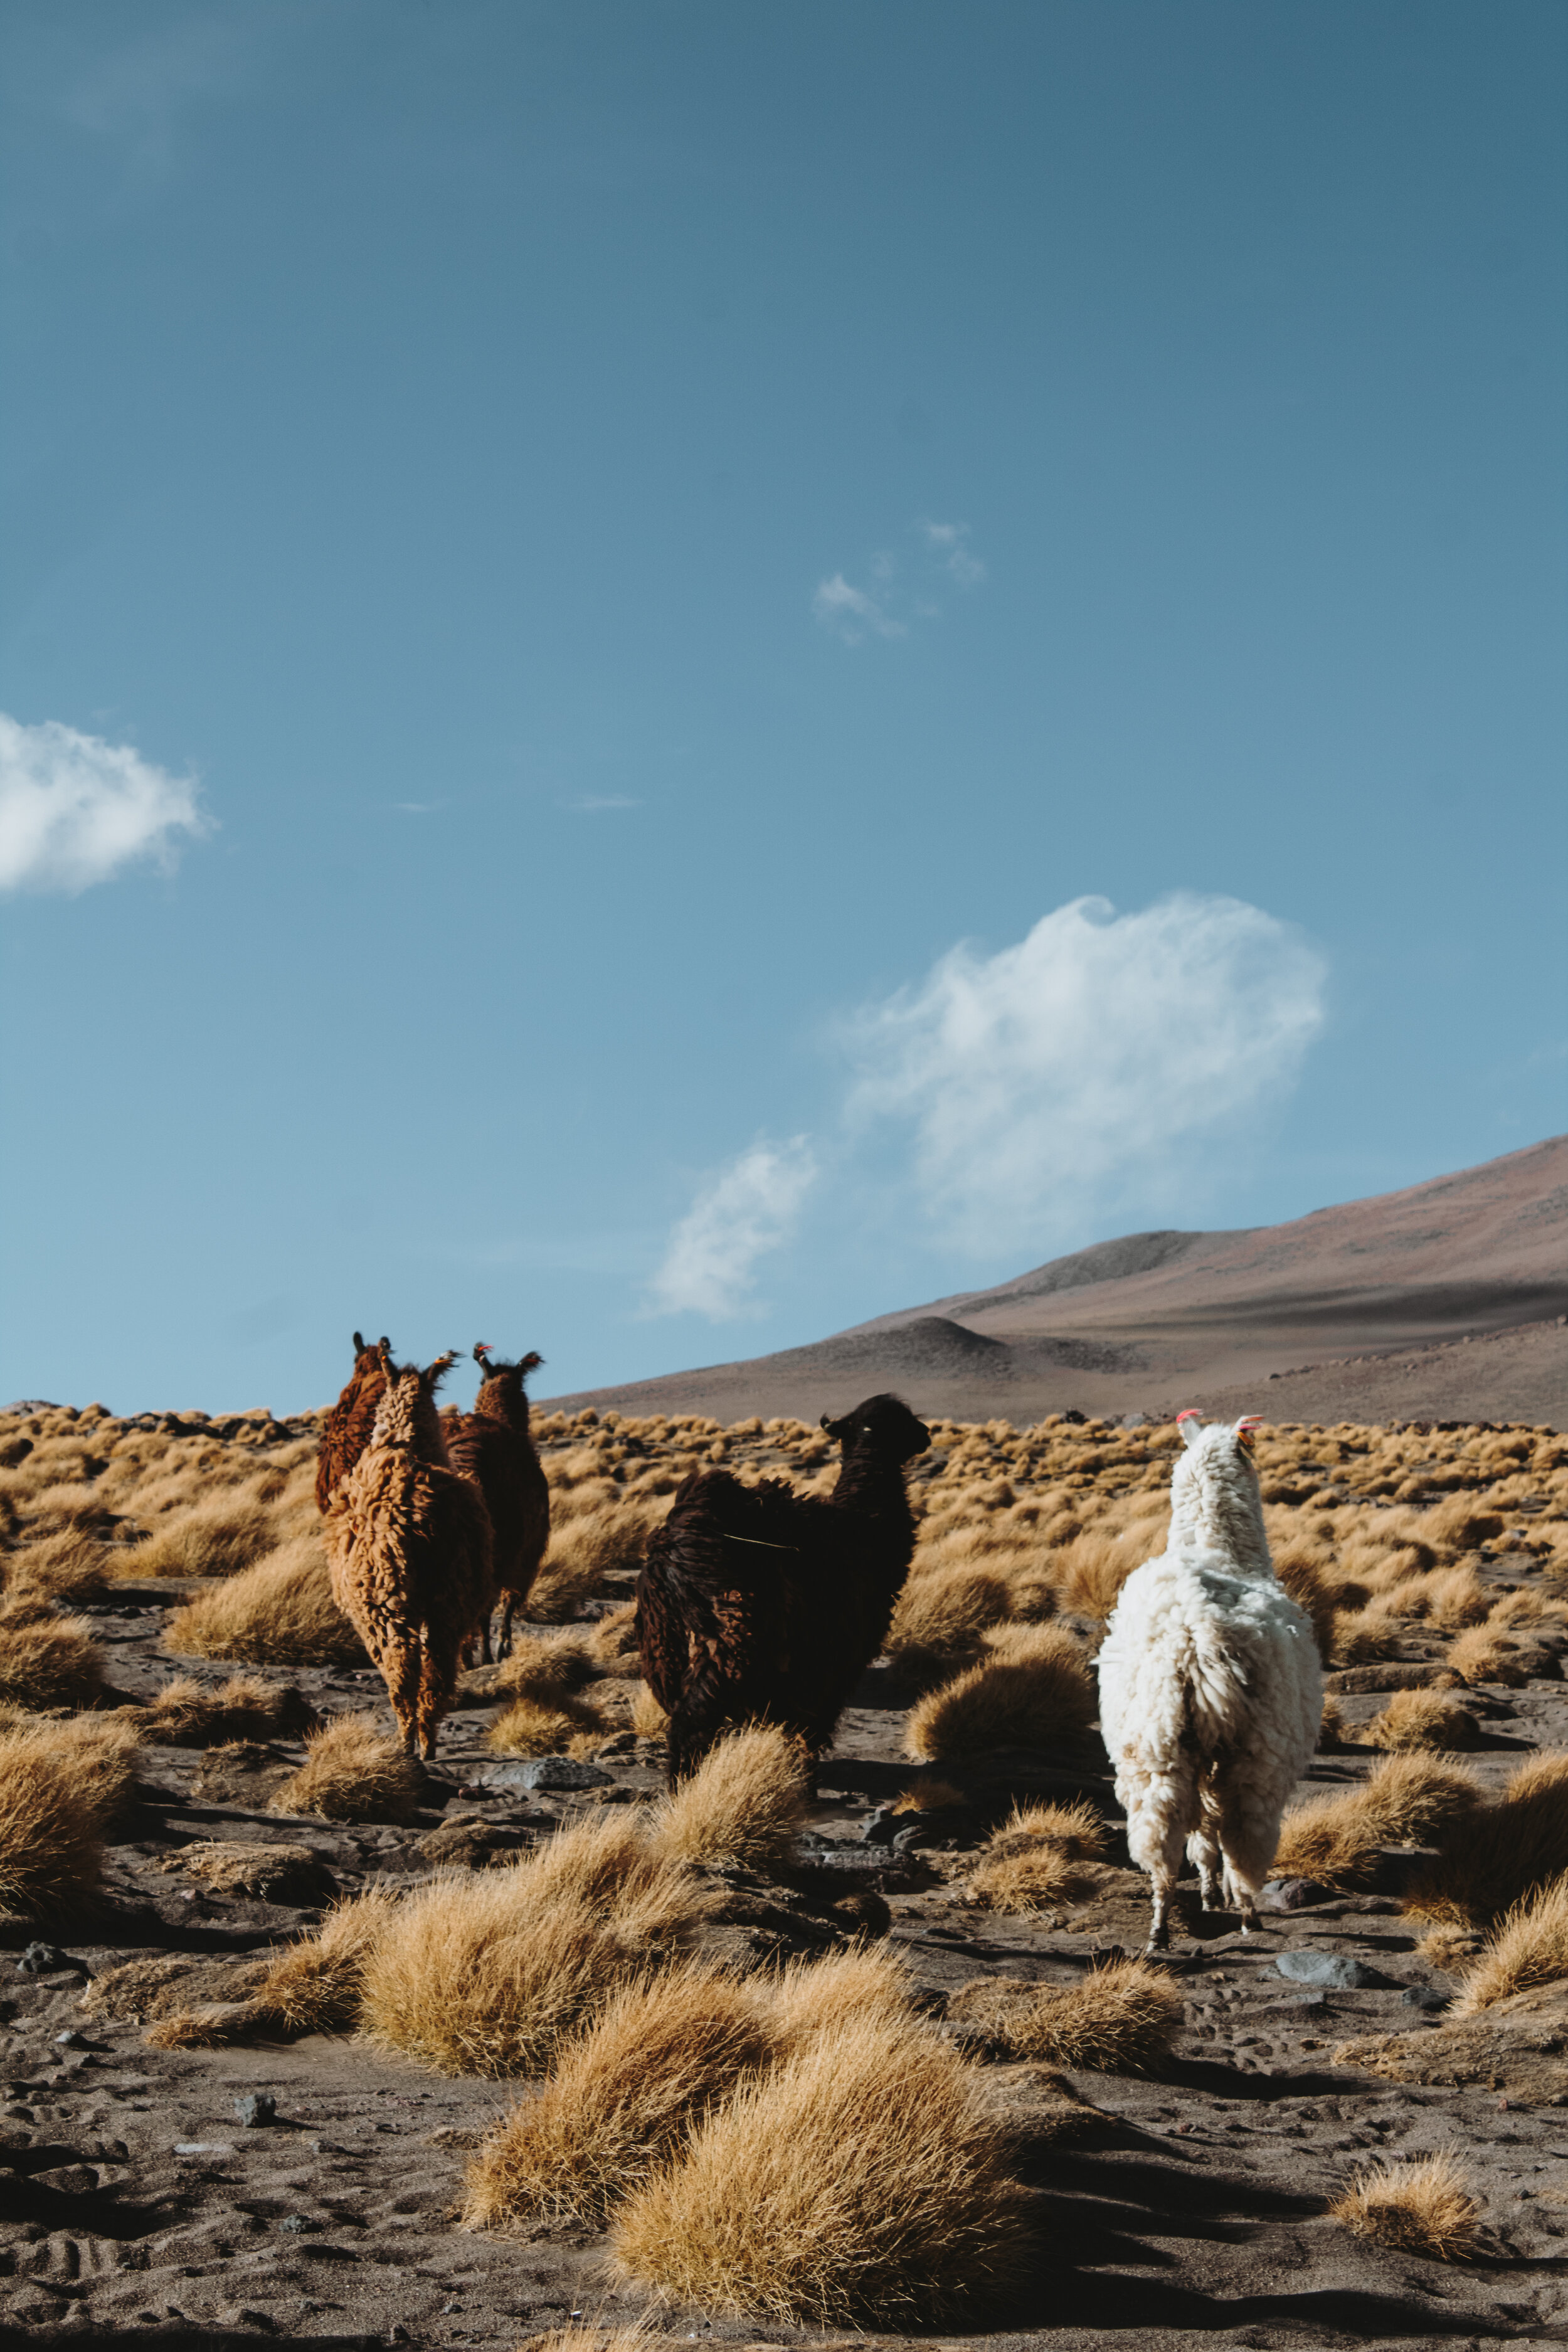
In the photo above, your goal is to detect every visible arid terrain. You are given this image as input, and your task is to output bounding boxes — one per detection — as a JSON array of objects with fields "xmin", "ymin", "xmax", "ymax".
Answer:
[
  {"xmin": 3, "ymin": 1392, "xmax": 1568, "ymax": 2352},
  {"xmin": 549, "ymin": 1137, "xmax": 1568, "ymax": 1431}
]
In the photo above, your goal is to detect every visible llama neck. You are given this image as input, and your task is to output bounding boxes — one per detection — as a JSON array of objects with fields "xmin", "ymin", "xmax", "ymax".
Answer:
[
  {"xmin": 474, "ymin": 1375, "xmax": 527, "ymax": 1432},
  {"xmin": 373, "ymin": 1381, "xmax": 450, "ymax": 1463},
  {"xmin": 1170, "ymin": 1465, "xmax": 1272, "ymax": 1574},
  {"xmin": 830, "ymin": 1446, "xmax": 914, "ymax": 1534}
]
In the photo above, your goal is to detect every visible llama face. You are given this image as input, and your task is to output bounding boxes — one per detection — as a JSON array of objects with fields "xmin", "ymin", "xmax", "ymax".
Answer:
[{"xmin": 820, "ymin": 1393, "xmax": 931, "ymax": 1462}]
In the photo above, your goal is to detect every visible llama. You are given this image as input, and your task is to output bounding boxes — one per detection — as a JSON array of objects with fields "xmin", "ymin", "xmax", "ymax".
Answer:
[
  {"xmin": 443, "ymin": 1343, "xmax": 551, "ymax": 1661},
  {"xmin": 636, "ymin": 1392, "xmax": 930, "ymax": 1785},
  {"xmin": 315, "ymin": 1332, "xmax": 394, "ymax": 1515},
  {"xmin": 1097, "ymin": 1412, "xmax": 1322, "ymax": 1949},
  {"xmin": 322, "ymin": 1347, "xmax": 494, "ymax": 1759}
]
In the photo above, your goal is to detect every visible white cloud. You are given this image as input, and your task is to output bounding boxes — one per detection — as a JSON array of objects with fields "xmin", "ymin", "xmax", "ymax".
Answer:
[
  {"xmin": 814, "ymin": 520, "xmax": 985, "ymax": 644},
  {"xmin": 842, "ymin": 893, "xmax": 1327, "ymax": 1254},
  {"xmin": 812, "ymin": 573, "xmax": 906, "ymax": 646},
  {"xmin": 647, "ymin": 1136, "xmax": 819, "ymax": 1320},
  {"xmin": 0, "ymin": 713, "xmax": 209, "ymax": 894},
  {"xmin": 918, "ymin": 519, "xmax": 986, "ymax": 589},
  {"xmin": 567, "ymin": 794, "xmax": 641, "ymax": 812}
]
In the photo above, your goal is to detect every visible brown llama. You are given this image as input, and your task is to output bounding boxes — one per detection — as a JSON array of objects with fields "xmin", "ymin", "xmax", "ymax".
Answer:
[
  {"xmin": 637, "ymin": 1392, "xmax": 930, "ymax": 1785},
  {"xmin": 323, "ymin": 1347, "xmax": 494, "ymax": 1758},
  {"xmin": 443, "ymin": 1343, "xmax": 551, "ymax": 1661},
  {"xmin": 316, "ymin": 1331, "xmax": 395, "ymax": 1515}
]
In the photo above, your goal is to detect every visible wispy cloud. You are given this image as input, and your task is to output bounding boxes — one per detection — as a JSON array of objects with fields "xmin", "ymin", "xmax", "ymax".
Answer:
[
  {"xmin": 813, "ymin": 520, "xmax": 985, "ymax": 645},
  {"xmin": 393, "ymin": 800, "xmax": 447, "ymax": 815},
  {"xmin": 0, "ymin": 712, "xmax": 209, "ymax": 894},
  {"xmin": 811, "ymin": 575, "xmax": 906, "ymax": 646},
  {"xmin": 647, "ymin": 1136, "xmax": 819, "ymax": 1320},
  {"xmin": 843, "ymin": 893, "xmax": 1327, "ymax": 1254},
  {"xmin": 566, "ymin": 794, "xmax": 641, "ymax": 812},
  {"xmin": 60, "ymin": 14, "xmax": 255, "ymax": 177}
]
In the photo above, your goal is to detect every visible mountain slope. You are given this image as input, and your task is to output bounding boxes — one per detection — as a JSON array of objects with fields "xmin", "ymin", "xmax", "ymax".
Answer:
[{"xmin": 545, "ymin": 1136, "xmax": 1568, "ymax": 1428}]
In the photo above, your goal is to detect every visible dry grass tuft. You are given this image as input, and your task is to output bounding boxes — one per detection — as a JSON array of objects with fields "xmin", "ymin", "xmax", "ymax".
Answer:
[
  {"xmin": 463, "ymin": 1966, "xmax": 773, "ymax": 2228},
  {"xmin": 1273, "ymin": 1756, "xmax": 1482, "ymax": 1891},
  {"xmin": 487, "ymin": 1689, "xmax": 607, "ymax": 1757},
  {"xmin": 949, "ymin": 1957, "xmax": 1182, "ymax": 2074},
  {"xmin": 1403, "ymin": 1752, "xmax": 1568, "ymax": 1927},
  {"xmin": 267, "ymin": 1715, "xmax": 425, "ymax": 1824},
  {"xmin": 648, "ymin": 1724, "xmax": 807, "ymax": 1867},
  {"xmin": 967, "ymin": 1800, "xmax": 1110, "ymax": 1915},
  {"xmin": 1451, "ymin": 1874, "xmax": 1568, "ymax": 2013},
  {"xmin": 164, "ymin": 1534, "xmax": 364, "ymax": 1666},
  {"xmin": 490, "ymin": 1633, "xmax": 596, "ymax": 1696},
  {"xmin": 135, "ymin": 1673, "xmax": 319, "ymax": 1747},
  {"xmin": 1446, "ymin": 1624, "xmax": 1537, "ymax": 1686},
  {"xmin": 904, "ymin": 1624, "xmax": 1095, "ymax": 1762},
  {"xmin": 608, "ymin": 2009, "xmax": 1036, "ymax": 2323},
  {"xmin": 1416, "ymin": 1922, "xmax": 1485, "ymax": 1972},
  {"xmin": 120, "ymin": 1491, "xmax": 276, "ymax": 1579},
  {"xmin": 257, "ymin": 1888, "xmax": 401, "ymax": 2034},
  {"xmin": 530, "ymin": 1503, "xmax": 657, "ymax": 1621},
  {"xmin": 892, "ymin": 1776, "xmax": 965, "ymax": 1813},
  {"xmin": 3, "ymin": 1527, "xmax": 111, "ymax": 1604},
  {"xmin": 1331, "ymin": 2149, "xmax": 1481, "ymax": 2260},
  {"xmin": 358, "ymin": 1811, "xmax": 699, "ymax": 2076},
  {"xmin": 0, "ymin": 1713, "xmax": 139, "ymax": 1915},
  {"xmin": 0, "ymin": 1597, "xmax": 105, "ymax": 1708},
  {"xmin": 631, "ymin": 1682, "xmax": 667, "ymax": 1740},
  {"xmin": 1364, "ymin": 1690, "xmax": 1480, "ymax": 1752}
]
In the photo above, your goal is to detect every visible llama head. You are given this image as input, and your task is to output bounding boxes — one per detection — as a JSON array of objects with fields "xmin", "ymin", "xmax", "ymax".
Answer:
[
  {"xmin": 820, "ymin": 1392, "xmax": 931, "ymax": 1464},
  {"xmin": 371, "ymin": 1350, "xmax": 458, "ymax": 1452},
  {"xmin": 473, "ymin": 1344, "xmax": 545, "ymax": 1395},
  {"xmin": 349, "ymin": 1331, "xmax": 391, "ymax": 1381},
  {"xmin": 1169, "ymin": 1412, "xmax": 1270, "ymax": 1564}
]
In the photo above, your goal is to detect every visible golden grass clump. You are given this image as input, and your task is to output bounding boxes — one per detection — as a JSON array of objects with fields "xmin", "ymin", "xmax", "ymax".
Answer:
[
  {"xmin": 631, "ymin": 1682, "xmax": 668, "ymax": 1740},
  {"xmin": 1403, "ymin": 1752, "xmax": 1568, "ymax": 1927},
  {"xmin": 120, "ymin": 1489, "xmax": 277, "ymax": 1578},
  {"xmin": 1363, "ymin": 1690, "xmax": 1480, "ymax": 1752},
  {"xmin": 892, "ymin": 1775, "xmax": 965, "ymax": 1813},
  {"xmin": 164, "ymin": 1534, "xmax": 364, "ymax": 1666},
  {"xmin": 489, "ymin": 1632, "xmax": 596, "ymax": 1696},
  {"xmin": 487, "ymin": 1689, "xmax": 607, "ymax": 1757},
  {"xmin": 1416, "ymin": 1922, "xmax": 1485, "ymax": 1972},
  {"xmin": 357, "ymin": 1811, "xmax": 699, "ymax": 2077},
  {"xmin": 608, "ymin": 2009, "xmax": 1036, "ymax": 2324},
  {"xmin": 1331, "ymin": 2149, "xmax": 1481, "ymax": 2260},
  {"xmin": 0, "ymin": 1596, "xmax": 105, "ymax": 1708},
  {"xmin": 0, "ymin": 1714, "xmax": 139, "ymax": 1915},
  {"xmin": 1451, "ymin": 1873, "xmax": 1568, "ymax": 2013},
  {"xmin": 135, "ymin": 1672, "xmax": 318, "ymax": 1746},
  {"xmin": 648, "ymin": 1724, "xmax": 807, "ymax": 1867},
  {"xmin": 464, "ymin": 1967, "xmax": 773, "ymax": 2228},
  {"xmin": 530, "ymin": 1502, "xmax": 658, "ymax": 1621},
  {"xmin": 584, "ymin": 1599, "xmax": 641, "ymax": 1675},
  {"xmin": 256, "ymin": 1888, "xmax": 400, "ymax": 2034},
  {"xmin": 268, "ymin": 1715, "xmax": 425, "ymax": 1824},
  {"xmin": 949, "ymin": 1957, "xmax": 1182, "ymax": 2074},
  {"xmin": 884, "ymin": 1562, "xmax": 1018, "ymax": 1686},
  {"xmin": 904, "ymin": 1623, "xmax": 1095, "ymax": 1762},
  {"xmin": 967, "ymin": 1800, "xmax": 1110, "ymax": 1915},
  {"xmin": 1272, "ymin": 1755, "xmax": 1481, "ymax": 1891},
  {"xmin": 1446, "ymin": 1623, "xmax": 1538, "ymax": 1685},
  {"xmin": 2, "ymin": 1526, "xmax": 110, "ymax": 1604}
]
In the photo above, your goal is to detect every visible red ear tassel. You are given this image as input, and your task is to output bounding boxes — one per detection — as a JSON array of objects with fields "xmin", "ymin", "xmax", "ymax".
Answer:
[{"xmin": 1176, "ymin": 1410, "xmax": 1202, "ymax": 1426}]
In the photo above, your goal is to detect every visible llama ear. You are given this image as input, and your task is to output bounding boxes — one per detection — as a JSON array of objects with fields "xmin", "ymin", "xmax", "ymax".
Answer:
[
  {"xmin": 520, "ymin": 1352, "xmax": 544, "ymax": 1379},
  {"xmin": 1235, "ymin": 1414, "xmax": 1264, "ymax": 1448},
  {"xmin": 352, "ymin": 1331, "xmax": 365, "ymax": 1354},
  {"xmin": 1176, "ymin": 1409, "xmax": 1205, "ymax": 1449}
]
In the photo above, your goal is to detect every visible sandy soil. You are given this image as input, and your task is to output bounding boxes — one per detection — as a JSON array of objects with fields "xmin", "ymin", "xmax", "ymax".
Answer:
[
  {"xmin": 5, "ymin": 1416, "xmax": 1568, "ymax": 2349},
  {"xmin": 548, "ymin": 1136, "xmax": 1568, "ymax": 1431}
]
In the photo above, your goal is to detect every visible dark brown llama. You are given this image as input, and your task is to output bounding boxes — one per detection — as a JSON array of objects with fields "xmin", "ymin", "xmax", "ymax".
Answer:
[
  {"xmin": 635, "ymin": 1392, "xmax": 930, "ymax": 1785},
  {"xmin": 442, "ymin": 1343, "xmax": 551, "ymax": 1660},
  {"xmin": 323, "ymin": 1347, "xmax": 493, "ymax": 1758},
  {"xmin": 315, "ymin": 1331, "xmax": 394, "ymax": 1515}
]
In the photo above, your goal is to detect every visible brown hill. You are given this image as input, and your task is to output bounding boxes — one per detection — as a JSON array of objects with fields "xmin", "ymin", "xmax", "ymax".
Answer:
[{"xmin": 545, "ymin": 1136, "xmax": 1568, "ymax": 1429}]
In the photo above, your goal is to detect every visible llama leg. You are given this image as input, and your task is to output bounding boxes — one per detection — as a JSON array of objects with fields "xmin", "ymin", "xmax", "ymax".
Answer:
[
  {"xmin": 1122, "ymin": 1766, "xmax": 1198, "ymax": 1952},
  {"xmin": 379, "ymin": 1633, "xmax": 423, "ymax": 1754},
  {"xmin": 499, "ymin": 1597, "xmax": 517, "ymax": 1660},
  {"xmin": 1187, "ymin": 1828, "xmax": 1224, "ymax": 1911},
  {"xmin": 414, "ymin": 1643, "xmax": 454, "ymax": 1761},
  {"xmin": 479, "ymin": 1612, "xmax": 494, "ymax": 1667},
  {"xmin": 1214, "ymin": 1771, "xmax": 1281, "ymax": 1935}
]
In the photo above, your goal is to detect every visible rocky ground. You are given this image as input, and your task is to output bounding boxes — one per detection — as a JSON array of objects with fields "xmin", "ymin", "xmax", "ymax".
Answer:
[{"xmin": 5, "ymin": 1558, "xmax": 1568, "ymax": 2352}]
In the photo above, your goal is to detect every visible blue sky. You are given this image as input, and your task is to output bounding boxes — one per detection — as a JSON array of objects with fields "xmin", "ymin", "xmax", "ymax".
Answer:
[{"xmin": 2, "ymin": 1, "xmax": 1564, "ymax": 1414}]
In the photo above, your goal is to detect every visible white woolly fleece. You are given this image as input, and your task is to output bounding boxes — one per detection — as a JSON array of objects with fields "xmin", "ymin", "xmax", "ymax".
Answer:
[{"xmin": 1097, "ymin": 1418, "xmax": 1322, "ymax": 1907}]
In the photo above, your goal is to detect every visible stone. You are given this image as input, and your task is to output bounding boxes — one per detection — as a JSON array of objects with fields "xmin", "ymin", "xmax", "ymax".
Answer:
[
  {"xmin": 1401, "ymin": 1985, "xmax": 1450, "ymax": 2012},
  {"xmin": 1261, "ymin": 1878, "xmax": 1332, "ymax": 1911},
  {"xmin": 162, "ymin": 1840, "xmax": 337, "ymax": 1906},
  {"xmin": 860, "ymin": 1807, "xmax": 898, "ymax": 1846},
  {"xmin": 484, "ymin": 1756, "xmax": 610, "ymax": 1793},
  {"xmin": 1275, "ymin": 1949, "xmax": 1394, "ymax": 1990},
  {"xmin": 278, "ymin": 2213, "xmax": 319, "ymax": 2233},
  {"xmin": 234, "ymin": 2092, "xmax": 277, "ymax": 2127},
  {"xmin": 16, "ymin": 1942, "xmax": 70, "ymax": 1976},
  {"xmin": 53, "ymin": 2030, "xmax": 88, "ymax": 2049}
]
